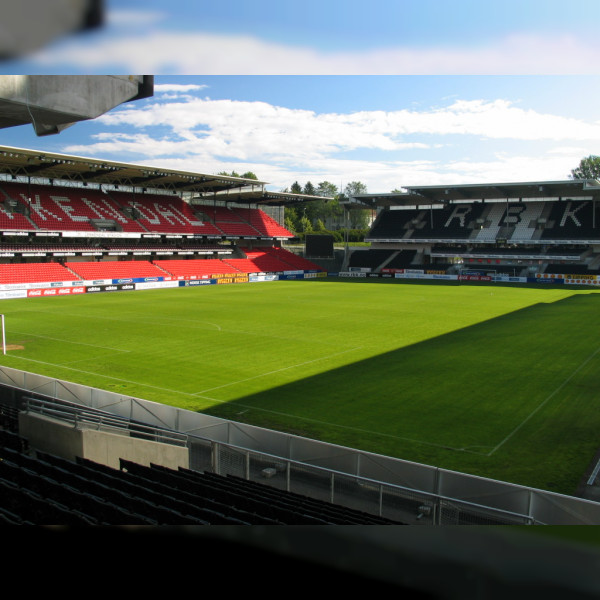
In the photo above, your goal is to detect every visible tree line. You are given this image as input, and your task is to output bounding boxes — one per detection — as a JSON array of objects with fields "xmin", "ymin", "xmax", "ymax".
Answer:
[
  {"xmin": 217, "ymin": 171, "xmax": 373, "ymax": 239},
  {"xmin": 279, "ymin": 180, "xmax": 373, "ymax": 239}
]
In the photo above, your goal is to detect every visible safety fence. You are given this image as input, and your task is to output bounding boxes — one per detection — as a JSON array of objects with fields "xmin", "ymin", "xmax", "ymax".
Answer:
[{"xmin": 1, "ymin": 366, "xmax": 599, "ymax": 524}]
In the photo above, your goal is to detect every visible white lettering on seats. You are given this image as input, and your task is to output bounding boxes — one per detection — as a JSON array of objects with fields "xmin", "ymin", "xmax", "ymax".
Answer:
[
  {"xmin": 52, "ymin": 197, "xmax": 89, "ymax": 221},
  {"xmin": 501, "ymin": 205, "xmax": 526, "ymax": 225},
  {"xmin": 27, "ymin": 195, "xmax": 62, "ymax": 221},
  {"xmin": 444, "ymin": 205, "xmax": 472, "ymax": 228},
  {"xmin": 560, "ymin": 201, "xmax": 587, "ymax": 227},
  {"xmin": 83, "ymin": 198, "xmax": 128, "ymax": 222}
]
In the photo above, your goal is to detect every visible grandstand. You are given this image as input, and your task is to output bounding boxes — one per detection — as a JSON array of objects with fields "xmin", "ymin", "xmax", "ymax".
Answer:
[
  {"xmin": 0, "ymin": 146, "xmax": 326, "ymax": 286},
  {"xmin": 346, "ymin": 180, "xmax": 600, "ymax": 279}
]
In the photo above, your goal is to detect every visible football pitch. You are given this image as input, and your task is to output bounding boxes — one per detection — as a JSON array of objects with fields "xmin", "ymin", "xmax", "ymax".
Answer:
[{"xmin": 1, "ymin": 278, "xmax": 599, "ymax": 495}]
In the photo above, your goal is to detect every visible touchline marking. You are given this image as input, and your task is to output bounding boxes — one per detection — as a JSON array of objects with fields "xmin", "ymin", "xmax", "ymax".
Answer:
[
  {"xmin": 6, "ymin": 354, "xmax": 485, "ymax": 456},
  {"xmin": 8, "ymin": 355, "xmax": 192, "ymax": 398},
  {"xmin": 192, "ymin": 347, "xmax": 363, "ymax": 396},
  {"xmin": 192, "ymin": 393, "xmax": 480, "ymax": 454},
  {"xmin": 487, "ymin": 344, "xmax": 600, "ymax": 456},
  {"xmin": 10, "ymin": 330, "xmax": 130, "ymax": 353}
]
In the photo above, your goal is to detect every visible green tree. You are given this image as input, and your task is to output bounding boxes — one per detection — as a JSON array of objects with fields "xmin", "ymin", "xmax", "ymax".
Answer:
[
  {"xmin": 284, "ymin": 215, "xmax": 297, "ymax": 233},
  {"xmin": 218, "ymin": 170, "xmax": 259, "ymax": 180},
  {"xmin": 338, "ymin": 182, "xmax": 369, "ymax": 229},
  {"xmin": 570, "ymin": 156, "xmax": 600, "ymax": 179},
  {"xmin": 348, "ymin": 209, "xmax": 370, "ymax": 229},
  {"xmin": 344, "ymin": 181, "xmax": 368, "ymax": 198},
  {"xmin": 299, "ymin": 215, "xmax": 313, "ymax": 233},
  {"xmin": 290, "ymin": 181, "xmax": 303, "ymax": 194},
  {"xmin": 284, "ymin": 206, "xmax": 300, "ymax": 232},
  {"xmin": 303, "ymin": 181, "xmax": 316, "ymax": 196},
  {"xmin": 316, "ymin": 181, "xmax": 338, "ymax": 198}
]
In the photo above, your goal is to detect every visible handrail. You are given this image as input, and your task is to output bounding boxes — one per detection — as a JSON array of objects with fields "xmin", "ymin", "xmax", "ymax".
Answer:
[{"xmin": 22, "ymin": 396, "xmax": 188, "ymax": 447}]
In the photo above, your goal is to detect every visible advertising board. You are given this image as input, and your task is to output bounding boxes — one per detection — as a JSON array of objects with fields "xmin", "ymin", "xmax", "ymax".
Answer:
[
  {"xmin": 0, "ymin": 290, "xmax": 28, "ymax": 300},
  {"xmin": 28, "ymin": 286, "xmax": 86, "ymax": 297},
  {"xmin": 249, "ymin": 275, "xmax": 279, "ymax": 282},
  {"xmin": 135, "ymin": 281, "xmax": 180, "ymax": 290},
  {"xmin": 180, "ymin": 279, "xmax": 216, "ymax": 286}
]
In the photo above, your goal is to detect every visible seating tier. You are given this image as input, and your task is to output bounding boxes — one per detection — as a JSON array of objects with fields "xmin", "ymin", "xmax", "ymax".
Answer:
[
  {"xmin": 112, "ymin": 193, "xmax": 222, "ymax": 235},
  {"xmin": 65, "ymin": 261, "xmax": 167, "ymax": 280},
  {"xmin": 0, "ymin": 262, "xmax": 77, "ymax": 284},
  {"xmin": 153, "ymin": 259, "xmax": 242, "ymax": 278},
  {"xmin": 2, "ymin": 183, "xmax": 143, "ymax": 232}
]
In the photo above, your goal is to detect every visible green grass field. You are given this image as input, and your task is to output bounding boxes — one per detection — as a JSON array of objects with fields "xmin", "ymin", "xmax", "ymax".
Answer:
[{"xmin": 1, "ymin": 278, "xmax": 599, "ymax": 495}]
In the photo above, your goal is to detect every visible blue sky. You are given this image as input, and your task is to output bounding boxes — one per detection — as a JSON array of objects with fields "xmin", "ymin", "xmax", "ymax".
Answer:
[
  {"xmin": 1, "ymin": 2, "xmax": 600, "ymax": 193},
  {"xmin": 4, "ymin": 0, "xmax": 600, "ymax": 74},
  {"xmin": 2, "ymin": 75, "xmax": 599, "ymax": 193}
]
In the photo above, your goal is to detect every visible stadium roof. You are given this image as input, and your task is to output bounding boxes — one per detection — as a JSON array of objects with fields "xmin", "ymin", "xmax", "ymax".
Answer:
[
  {"xmin": 351, "ymin": 179, "xmax": 600, "ymax": 208},
  {"xmin": 201, "ymin": 187, "xmax": 333, "ymax": 206},
  {"xmin": 0, "ymin": 145, "xmax": 333, "ymax": 205},
  {"xmin": 0, "ymin": 145, "xmax": 267, "ymax": 195}
]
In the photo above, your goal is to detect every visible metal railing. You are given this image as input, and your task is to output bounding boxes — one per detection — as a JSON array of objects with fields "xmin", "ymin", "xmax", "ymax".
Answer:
[
  {"xmin": 1, "ymin": 365, "xmax": 600, "ymax": 524},
  {"xmin": 22, "ymin": 396, "xmax": 188, "ymax": 447},
  {"xmin": 17, "ymin": 391, "xmax": 532, "ymax": 524}
]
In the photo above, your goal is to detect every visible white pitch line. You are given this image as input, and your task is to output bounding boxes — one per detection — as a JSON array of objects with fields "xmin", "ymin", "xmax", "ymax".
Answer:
[
  {"xmin": 487, "ymin": 344, "xmax": 600, "ymax": 456},
  {"xmin": 193, "ymin": 393, "xmax": 480, "ymax": 454},
  {"xmin": 10, "ymin": 330, "xmax": 130, "ymax": 353},
  {"xmin": 18, "ymin": 308, "xmax": 340, "ymax": 346},
  {"xmin": 6, "ymin": 352, "xmax": 486, "ymax": 456},
  {"xmin": 192, "ymin": 347, "xmax": 363, "ymax": 396},
  {"xmin": 7, "ymin": 355, "xmax": 192, "ymax": 397}
]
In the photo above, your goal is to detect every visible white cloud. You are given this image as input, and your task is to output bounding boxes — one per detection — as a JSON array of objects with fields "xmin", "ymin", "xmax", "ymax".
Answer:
[
  {"xmin": 32, "ymin": 31, "xmax": 600, "ymax": 74},
  {"xmin": 107, "ymin": 10, "xmax": 168, "ymax": 29},
  {"xmin": 61, "ymin": 94, "xmax": 600, "ymax": 192},
  {"xmin": 89, "ymin": 96, "xmax": 600, "ymax": 156},
  {"xmin": 154, "ymin": 84, "xmax": 209, "ymax": 94}
]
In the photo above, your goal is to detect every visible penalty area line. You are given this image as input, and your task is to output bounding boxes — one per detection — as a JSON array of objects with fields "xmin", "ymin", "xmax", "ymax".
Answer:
[{"xmin": 487, "ymin": 344, "xmax": 600, "ymax": 457}]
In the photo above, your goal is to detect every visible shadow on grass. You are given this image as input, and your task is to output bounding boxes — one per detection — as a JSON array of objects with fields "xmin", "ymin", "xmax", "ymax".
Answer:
[{"xmin": 203, "ymin": 292, "xmax": 600, "ymax": 492}]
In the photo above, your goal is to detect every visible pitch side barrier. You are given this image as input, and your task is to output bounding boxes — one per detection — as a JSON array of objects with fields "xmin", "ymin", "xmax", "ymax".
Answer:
[
  {"xmin": 4, "ymin": 268, "xmax": 596, "ymax": 300},
  {"xmin": 1, "ymin": 365, "xmax": 600, "ymax": 524},
  {"xmin": 335, "ymin": 270, "xmax": 600, "ymax": 286},
  {"xmin": 0, "ymin": 270, "xmax": 329, "ymax": 299}
]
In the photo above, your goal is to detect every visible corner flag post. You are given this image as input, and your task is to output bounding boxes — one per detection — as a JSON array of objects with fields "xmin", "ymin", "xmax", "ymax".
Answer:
[{"xmin": 1, "ymin": 314, "xmax": 5, "ymax": 355}]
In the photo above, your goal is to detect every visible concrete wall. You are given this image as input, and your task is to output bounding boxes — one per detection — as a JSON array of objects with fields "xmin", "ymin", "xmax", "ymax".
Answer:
[
  {"xmin": 19, "ymin": 411, "xmax": 83, "ymax": 461},
  {"xmin": 81, "ymin": 428, "xmax": 189, "ymax": 470},
  {"xmin": 19, "ymin": 411, "xmax": 189, "ymax": 470}
]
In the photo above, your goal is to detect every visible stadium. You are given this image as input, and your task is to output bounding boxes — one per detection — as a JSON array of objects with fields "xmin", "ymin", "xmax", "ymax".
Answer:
[
  {"xmin": 0, "ymin": 141, "xmax": 600, "ymax": 528},
  {"xmin": 1, "ymin": 76, "xmax": 600, "ymax": 543}
]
